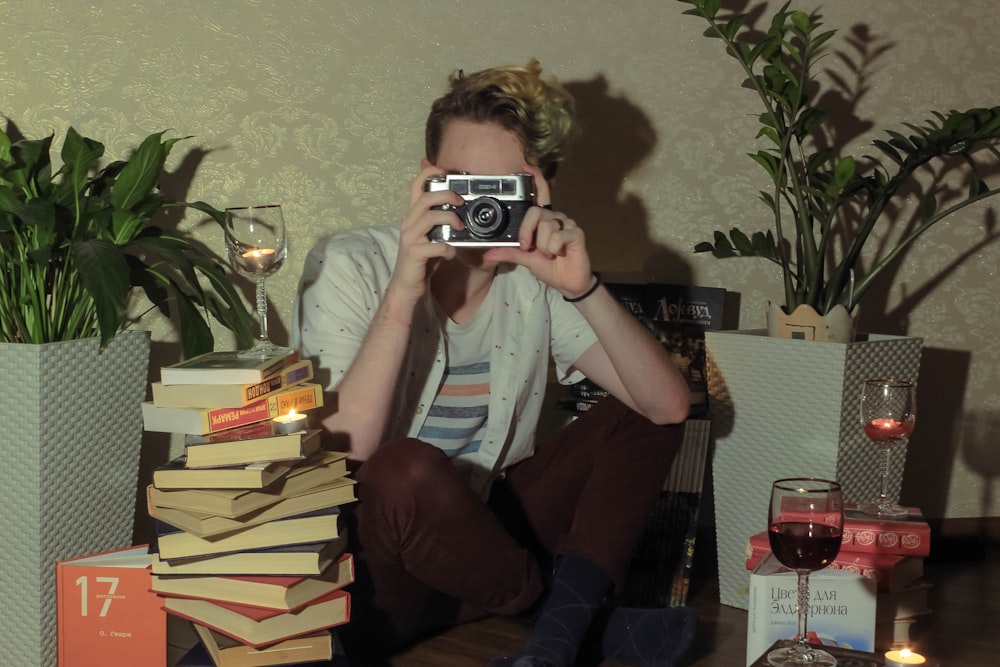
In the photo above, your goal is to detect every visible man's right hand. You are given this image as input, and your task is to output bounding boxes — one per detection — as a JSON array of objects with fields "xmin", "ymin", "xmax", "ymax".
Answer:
[{"xmin": 387, "ymin": 165, "xmax": 465, "ymax": 309}]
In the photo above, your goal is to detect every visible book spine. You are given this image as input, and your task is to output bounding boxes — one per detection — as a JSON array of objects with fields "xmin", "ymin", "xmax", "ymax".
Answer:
[
  {"xmin": 267, "ymin": 382, "xmax": 323, "ymax": 415},
  {"xmin": 243, "ymin": 360, "xmax": 314, "ymax": 403},
  {"xmin": 841, "ymin": 523, "xmax": 930, "ymax": 557}
]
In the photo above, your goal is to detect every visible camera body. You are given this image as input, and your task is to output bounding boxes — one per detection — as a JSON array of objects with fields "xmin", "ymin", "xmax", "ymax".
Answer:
[{"xmin": 425, "ymin": 172, "xmax": 535, "ymax": 246}]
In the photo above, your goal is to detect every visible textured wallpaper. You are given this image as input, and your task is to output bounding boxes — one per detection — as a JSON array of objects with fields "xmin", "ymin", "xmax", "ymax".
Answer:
[{"xmin": 3, "ymin": 0, "xmax": 998, "ymax": 520}]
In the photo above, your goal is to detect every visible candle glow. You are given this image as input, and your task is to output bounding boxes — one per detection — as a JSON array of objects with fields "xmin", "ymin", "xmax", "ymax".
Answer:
[
  {"xmin": 272, "ymin": 409, "xmax": 307, "ymax": 434},
  {"xmin": 884, "ymin": 648, "xmax": 926, "ymax": 666},
  {"xmin": 240, "ymin": 247, "xmax": 277, "ymax": 272}
]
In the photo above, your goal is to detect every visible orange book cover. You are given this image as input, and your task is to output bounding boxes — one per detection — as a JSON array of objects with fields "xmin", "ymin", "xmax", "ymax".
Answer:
[{"xmin": 56, "ymin": 544, "xmax": 166, "ymax": 667}]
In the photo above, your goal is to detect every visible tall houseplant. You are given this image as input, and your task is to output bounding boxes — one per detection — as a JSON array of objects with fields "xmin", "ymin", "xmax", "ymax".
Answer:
[
  {"xmin": 0, "ymin": 125, "xmax": 255, "ymax": 667},
  {"xmin": 681, "ymin": 0, "xmax": 1000, "ymax": 340},
  {"xmin": 0, "ymin": 126, "xmax": 255, "ymax": 356}
]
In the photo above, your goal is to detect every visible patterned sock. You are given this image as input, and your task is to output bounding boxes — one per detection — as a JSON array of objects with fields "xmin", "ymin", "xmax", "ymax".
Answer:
[
  {"xmin": 600, "ymin": 605, "xmax": 698, "ymax": 667},
  {"xmin": 490, "ymin": 553, "xmax": 612, "ymax": 667}
]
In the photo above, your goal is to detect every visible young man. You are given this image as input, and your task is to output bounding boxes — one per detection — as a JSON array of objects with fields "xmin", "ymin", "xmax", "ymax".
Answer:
[{"xmin": 295, "ymin": 59, "xmax": 696, "ymax": 666}]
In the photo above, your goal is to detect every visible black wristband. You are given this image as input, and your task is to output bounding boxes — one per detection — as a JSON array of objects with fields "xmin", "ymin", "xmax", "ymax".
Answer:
[{"xmin": 564, "ymin": 271, "xmax": 602, "ymax": 303}]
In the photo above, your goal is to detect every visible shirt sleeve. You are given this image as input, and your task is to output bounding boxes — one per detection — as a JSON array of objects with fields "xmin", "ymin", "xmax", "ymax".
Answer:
[
  {"xmin": 546, "ymin": 286, "xmax": 599, "ymax": 385},
  {"xmin": 295, "ymin": 230, "xmax": 395, "ymax": 391}
]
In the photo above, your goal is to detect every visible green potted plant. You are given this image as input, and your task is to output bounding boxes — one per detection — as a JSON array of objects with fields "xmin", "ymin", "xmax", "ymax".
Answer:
[
  {"xmin": 680, "ymin": 0, "xmax": 1000, "ymax": 342},
  {"xmin": 0, "ymin": 125, "xmax": 255, "ymax": 355},
  {"xmin": 0, "ymin": 124, "xmax": 256, "ymax": 667}
]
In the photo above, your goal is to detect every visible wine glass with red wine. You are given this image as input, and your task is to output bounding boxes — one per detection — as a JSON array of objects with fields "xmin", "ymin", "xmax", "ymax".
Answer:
[
  {"xmin": 859, "ymin": 378, "xmax": 916, "ymax": 517},
  {"xmin": 766, "ymin": 478, "xmax": 844, "ymax": 667}
]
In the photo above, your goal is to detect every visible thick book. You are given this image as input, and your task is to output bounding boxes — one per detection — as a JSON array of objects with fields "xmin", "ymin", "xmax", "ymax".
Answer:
[
  {"xmin": 162, "ymin": 588, "xmax": 351, "ymax": 648},
  {"xmin": 841, "ymin": 504, "xmax": 931, "ymax": 557},
  {"xmin": 148, "ymin": 476, "xmax": 356, "ymax": 537},
  {"xmin": 148, "ymin": 451, "xmax": 350, "ymax": 516},
  {"xmin": 150, "ymin": 539, "xmax": 346, "ymax": 577},
  {"xmin": 141, "ymin": 383, "xmax": 324, "ymax": 435},
  {"xmin": 155, "ymin": 506, "xmax": 342, "ymax": 560},
  {"xmin": 160, "ymin": 349, "xmax": 300, "ymax": 386},
  {"xmin": 746, "ymin": 551, "xmax": 876, "ymax": 666},
  {"xmin": 192, "ymin": 624, "xmax": 333, "ymax": 666},
  {"xmin": 184, "ymin": 428, "xmax": 322, "ymax": 469},
  {"xmin": 151, "ymin": 359, "xmax": 313, "ymax": 408},
  {"xmin": 749, "ymin": 640, "xmax": 883, "ymax": 667},
  {"xmin": 153, "ymin": 455, "xmax": 304, "ymax": 490},
  {"xmin": 152, "ymin": 552, "xmax": 354, "ymax": 611},
  {"xmin": 745, "ymin": 531, "xmax": 925, "ymax": 593},
  {"xmin": 56, "ymin": 545, "xmax": 166, "ymax": 667}
]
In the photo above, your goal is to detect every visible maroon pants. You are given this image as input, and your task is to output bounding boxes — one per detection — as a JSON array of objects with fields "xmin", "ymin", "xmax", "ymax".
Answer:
[{"xmin": 344, "ymin": 396, "xmax": 684, "ymax": 649}]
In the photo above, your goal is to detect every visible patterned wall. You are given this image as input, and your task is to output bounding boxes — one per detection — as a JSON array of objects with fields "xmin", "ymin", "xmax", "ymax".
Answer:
[{"xmin": 4, "ymin": 0, "xmax": 997, "ymax": 520}]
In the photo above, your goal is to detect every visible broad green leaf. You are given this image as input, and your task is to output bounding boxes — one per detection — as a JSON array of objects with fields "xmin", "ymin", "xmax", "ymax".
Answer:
[
  {"xmin": 834, "ymin": 156, "xmax": 855, "ymax": 189},
  {"xmin": 57, "ymin": 127, "xmax": 104, "ymax": 210},
  {"xmin": 110, "ymin": 132, "xmax": 169, "ymax": 211},
  {"xmin": 72, "ymin": 237, "xmax": 129, "ymax": 349}
]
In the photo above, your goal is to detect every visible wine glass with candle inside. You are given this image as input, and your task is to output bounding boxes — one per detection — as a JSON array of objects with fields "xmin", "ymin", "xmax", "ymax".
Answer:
[
  {"xmin": 766, "ymin": 478, "xmax": 844, "ymax": 667},
  {"xmin": 224, "ymin": 205, "xmax": 290, "ymax": 357},
  {"xmin": 860, "ymin": 378, "xmax": 916, "ymax": 517}
]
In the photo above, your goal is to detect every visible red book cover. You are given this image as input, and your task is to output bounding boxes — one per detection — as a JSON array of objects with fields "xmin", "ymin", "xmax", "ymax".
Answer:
[
  {"xmin": 57, "ymin": 545, "xmax": 166, "ymax": 667},
  {"xmin": 745, "ymin": 531, "xmax": 924, "ymax": 593},
  {"xmin": 840, "ymin": 504, "xmax": 931, "ymax": 557},
  {"xmin": 771, "ymin": 502, "xmax": 930, "ymax": 557},
  {"xmin": 162, "ymin": 588, "xmax": 350, "ymax": 648}
]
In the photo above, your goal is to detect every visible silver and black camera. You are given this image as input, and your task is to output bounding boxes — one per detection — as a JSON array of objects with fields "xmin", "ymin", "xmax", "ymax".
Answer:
[{"xmin": 425, "ymin": 172, "xmax": 536, "ymax": 246}]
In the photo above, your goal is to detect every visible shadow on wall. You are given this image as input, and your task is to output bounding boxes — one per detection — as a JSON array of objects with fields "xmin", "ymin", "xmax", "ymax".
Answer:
[
  {"xmin": 559, "ymin": 76, "xmax": 693, "ymax": 284},
  {"xmin": 900, "ymin": 347, "xmax": 970, "ymax": 520},
  {"xmin": 959, "ymin": 410, "xmax": 1000, "ymax": 525}
]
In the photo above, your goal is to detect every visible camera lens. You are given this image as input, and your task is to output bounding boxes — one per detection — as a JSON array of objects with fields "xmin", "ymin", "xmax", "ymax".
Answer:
[{"xmin": 463, "ymin": 197, "xmax": 507, "ymax": 238}]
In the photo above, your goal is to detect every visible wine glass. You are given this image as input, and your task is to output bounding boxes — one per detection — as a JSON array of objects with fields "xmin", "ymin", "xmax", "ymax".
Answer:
[
  {"xmin": 766, "ymin": 478, "xmax": 844, "ymax": 667},
  {"xmin": 859, "ymin": 378, "xmax": 916, "ymax": 517},
  {"xmin": 224, "ymin": 205, "xmax": 290, "ymax": 357}
]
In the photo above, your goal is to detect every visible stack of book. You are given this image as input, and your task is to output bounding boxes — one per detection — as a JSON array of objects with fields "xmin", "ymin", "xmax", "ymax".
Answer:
[
  {"xmin": 141, "ymin": 350, "xmax": 357, "ymax": 665},
  {"xmin": 745, "ymin": 504, "xmax": 933, "ymax": 650}
]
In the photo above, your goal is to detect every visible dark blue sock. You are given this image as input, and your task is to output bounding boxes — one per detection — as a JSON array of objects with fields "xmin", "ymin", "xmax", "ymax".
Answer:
[
  {"xmin": 490, "ymin": 553, "xmax": 612, "ymax": 667},
  {"xmin": 600, "ymin": 605, "xmax": 698, "ymax": 667}
]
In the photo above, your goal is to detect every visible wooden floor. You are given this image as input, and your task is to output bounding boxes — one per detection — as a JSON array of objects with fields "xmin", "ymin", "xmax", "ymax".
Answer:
[{"xmin": 391, "ymin": 528, "xmax": 1000, "ymax": 667}]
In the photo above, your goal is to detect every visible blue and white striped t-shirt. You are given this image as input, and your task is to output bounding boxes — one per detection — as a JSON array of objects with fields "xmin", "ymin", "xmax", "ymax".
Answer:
[{"xmin": 417, "ymin": 290, "xmax": 493, "ymax": 459}]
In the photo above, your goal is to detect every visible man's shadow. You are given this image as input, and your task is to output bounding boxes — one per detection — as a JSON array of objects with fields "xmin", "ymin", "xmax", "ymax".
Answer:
[{"xmin": 559, "ymin": 76, "xmax": 693, "ymax": 285}]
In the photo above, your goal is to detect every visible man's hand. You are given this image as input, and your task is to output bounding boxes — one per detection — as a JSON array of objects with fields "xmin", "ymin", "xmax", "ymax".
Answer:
[
  {"xmin": 388, "ymin": 166, "xmax": 465, "ymax": 310},
  {"xmin": 483, "ymin": 165, "xmax": 594, "ymax": 298}
]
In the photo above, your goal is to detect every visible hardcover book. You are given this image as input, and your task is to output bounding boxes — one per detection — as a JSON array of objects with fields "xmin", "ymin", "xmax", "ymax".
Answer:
[
  {"xmin": 184, "ymin": 428, "xmax": 322, "ymax": 469},
  {"xmin": 152, "ymin": 553, "xmax": 355, "ymax": 611},
  {"xmin": 150, "ymin": 539, "xmax": 347, "ymax": 577},
  {"xmin": 148, "ymin": 476, "xmax": 356, "ymax": 537},
  {"xmin": 160, "ymin": 349, "xmax": 300, "ymax": 386},
  {"xmin": 746, "ymin": 552, "xmax": 876, "ymax": 666},
  {"xmin": 148, "ymin": 451, "xmax": 350, "ymax": 516},
  {"xmin": 154, "ymin": 506, "xmax": 343, "ymax": 560},
  {"xmin": 152, "ymin": 455, "xmax": 304, "ymax": 490},
  {"xmin": 151, "ymin": 359, "xmax": 313, "ymax": 408},
  {"xmin": 745, "ymin": 531, "xmax": 925, "ymax": 593},
  {"xmin": 162, "ymin": 588, "xmax": 351, "ymax": 648},
  {"xmin": 56, "ymin": 545, "xmax": 166, "ymax": 667},
  {"xmin": 841, "ymin": 504, "xmax": 931, "ymax": 557},
  {"xmin": 141, "ymin": 383, "xmax": 324, "ymax": 435},
  {"xmin": 876, "ymin": 580, "xmax": 932, "ymax": 622},
  {"xmin": 191, "ymin": 624, "xmax": 334, "ymax": 666}
]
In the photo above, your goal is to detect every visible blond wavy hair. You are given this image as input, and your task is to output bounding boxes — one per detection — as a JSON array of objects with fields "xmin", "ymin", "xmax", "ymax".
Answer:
[{"xmin": 425, "ymin": 58, "xmax": 577, "ymax": 180}]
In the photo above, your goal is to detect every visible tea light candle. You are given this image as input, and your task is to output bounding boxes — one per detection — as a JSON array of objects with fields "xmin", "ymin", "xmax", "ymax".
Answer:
[
  {"xmin": 241, "ymin": 247, "xmax": 276, "ymax": 272},
  {"xmin": 884, "ymin": 648, "xmax": 926, "ymax": 666},
  {"xmin": 272, "ymin": 409, "xmax": 307, "ymax": 434}
]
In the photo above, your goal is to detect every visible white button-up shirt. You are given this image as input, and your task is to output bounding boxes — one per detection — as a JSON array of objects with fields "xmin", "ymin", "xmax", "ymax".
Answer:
[{"xmin": 294, "ymin": 225, "xmax": 597, "ymax": 497}]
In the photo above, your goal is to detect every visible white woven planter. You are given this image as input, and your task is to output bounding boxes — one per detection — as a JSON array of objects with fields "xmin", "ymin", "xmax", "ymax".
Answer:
[
  {"xmin": 0, "ymin": 331, "xmax": 150, "ymax": 666},
  {"xmin": 705, "ymin": 329, "xmax": 923, "ymax": 609}
]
